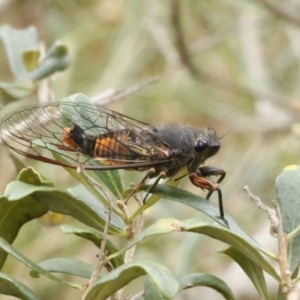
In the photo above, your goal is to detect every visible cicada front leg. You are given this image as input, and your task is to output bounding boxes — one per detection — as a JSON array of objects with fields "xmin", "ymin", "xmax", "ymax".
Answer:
[
  {"xmin": 124, "ymin": 168, "xmax": 167, "ymax": 204},
  {"xmin": 189, "ymin": 166, "xmax": 227, "ymax": 226}
]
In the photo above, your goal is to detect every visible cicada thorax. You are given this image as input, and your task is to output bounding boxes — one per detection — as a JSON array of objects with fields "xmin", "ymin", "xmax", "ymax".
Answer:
[{"xmin": 61, "ymin": 124, "xmax": 170, "ymax": 167}]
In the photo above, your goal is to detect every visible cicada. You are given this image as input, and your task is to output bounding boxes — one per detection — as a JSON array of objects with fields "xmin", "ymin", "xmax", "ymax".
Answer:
[{"xmin": 0, "ymin": 100, "xmax": 226, "ymax": 222}]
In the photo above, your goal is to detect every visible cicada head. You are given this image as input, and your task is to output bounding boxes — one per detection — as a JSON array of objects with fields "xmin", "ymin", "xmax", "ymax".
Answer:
[
  {"xmin": 188, "ymin": 128, "xmax": 220, "ymax": 172},
  {"xmin": 194, "ymin": 128, "xmax": 220, "ymax": 156}
]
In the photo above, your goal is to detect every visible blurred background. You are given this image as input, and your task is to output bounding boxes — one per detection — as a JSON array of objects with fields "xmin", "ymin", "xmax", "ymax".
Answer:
[{"xmin": 0, "ymin": 0, "xmax": 300, "ymax": 299}]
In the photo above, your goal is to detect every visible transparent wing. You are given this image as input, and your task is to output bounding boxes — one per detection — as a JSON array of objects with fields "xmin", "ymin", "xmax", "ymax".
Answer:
[{"xmin": 0, "ymin": 101, "xmax": 172, "ymax": 170}]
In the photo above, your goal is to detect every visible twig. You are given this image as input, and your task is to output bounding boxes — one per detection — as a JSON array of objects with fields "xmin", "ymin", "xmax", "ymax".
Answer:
[
  {"xmin": 170, "ymin": 0, "xmax": 199, "ymax": 77},
  {"xmin": 169, "ymin": 0, "xmax": 292, "ymax": 107},
  {"xmin": 273, "ymin": 200, "xmax": 293, "ymax": 297},
  {"xmin": 243, "ymin": 185, "xmax": 278, "ymax": 236},
  {"xmin": 258, "ymin": 0, "xmax": 300, "ymax": 28},
  {"xmin": 91, "ymin": 76, "xmax": 160, "ymax": 105},
  {"xmin": 79, "ymin": 164, "xmax": 112, "ymax": 300},
  {"xmin": 124, "ymin": 291, "xmax": 144, "ymax": 300},
  {"xmin": 244, "ymin": 186, "xmax": 298, "ymax": 297},
  {"xmin": 144, "ymin": 2, "xmax": 180, "ymax": 66},
  {"xmin": 114, "ymin": 198, "xmax": 147, "ymax": 300}
]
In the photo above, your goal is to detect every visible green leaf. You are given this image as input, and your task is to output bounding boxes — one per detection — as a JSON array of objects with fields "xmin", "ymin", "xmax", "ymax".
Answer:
[
  {"xmin": 144, "ymin": 276, "xmax": 165, "ymax": 300},
  {"xmin": 0, "ymin": 272, "xmax": 40, "ymax": 300},
  {"xmin": 275, "ymin": 165, "xmax": 300, "ymax": 273},
  {"xmin": 0, "ymin": 80, "xmax": 35, "ymax": 98},
  {"xmin": 0, "ymin": 237, "xmax": 81, "ymax": 289},
  {"xmin": 17, "ymin": 167, "xmax": 54, "ymax": 187},
  {"xmin": 110, "ymin": 218, "xmax": 279, "ymax": 281},
  {"xmin": 180, "ymin": 219, "xmax": 280, "ymax": 281},
  {"xmin": 144, "ymin": 184, "xmax": 262, "ymax": 245},
  {"xmin": 29, "ymin": 41, "xmax": 70, "ymax": 81},
  {"xmin": 223, "ymin": 247, "xmax": 269, "ymax": 300},
  {"xmin": 67, "ymin": 185, "xmax": 125, "ymax": 233},
  {"xmin": 0, "ymin": 25, "xmax": 38, "ymax": 80},
  {"xmin": 86, "ymin": 261, "xmax": 179, "ymax": 300},
  {"xmin": 0, "ymin": 195, "xmax": 47, "ymax": 269},
  {"xmin": 108, "ymin": 219, "xmax": 181, "ymax": 259},
  {"xmin": 61, "ymin": 224, "xmax": 124, "ymax": 268},
  {"xmin": 4, "ymin": 179, "xmax": 126, "ymax": 236},
  {"xmin": 177, "ymin": 273, "xmax": 236, "ymax": 300},
  {"xmin": 0, "ymin": 168, "xmax": 50, "ymax": 268},
  {"xmin": 35, "ymin": 258, "xmax": 94, "ymax": 279}
]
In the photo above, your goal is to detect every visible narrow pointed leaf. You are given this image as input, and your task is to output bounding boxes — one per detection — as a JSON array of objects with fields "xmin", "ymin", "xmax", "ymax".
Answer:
[
  {"xmin": 5, "ymin": 180, "xmax": 125, "ymax": 236},
  {"xmin": 61, "ymin": 224, "xmax": 124, "ymax": 268},
  {"xmin": 36, "ymin": 258, "xmax": 93, "ymax": 279},
  {"xmin": 0, "ymin": 168, "xmax": 50, "ymax": 268},
  {"xmin": 67, "ymin": 185, "xmax": 126, "ymax": 233},
  {"xmin": 144, "ymin": 184, "xmax": 264, "ymax": 249},
  {"xmin": 177, "ymin": 273, "xmax": 235, "ymax": 300},
  {"xmin": 0, "ymin": 237, "xmax": 80, "ymax": 289},
  {"xmin": 0, "ymin": 195, "xmax": 47, "ymax": 269},
  {"xmin": 108, "ymin": 219, "xmax": 180, "ymax": 260},
  {"xmin": 86, "ymin": 261, "xmax": 179, "ymax": 300},
  {"xmin": 223, "ymin": 247, "xmax": 269, "ymax": 300},
  {"xmin": 110, "ymin": 218, "xmax": 279, "ymax": 281},
  {"xmin": 0, "ymin": 80, "xmax": 35, "ymax": 98},
  {"xmin": 180, "ymin": 219, "xmax": 279, "ymax": 281},
  {"xmin": 0, "ymin": 272, "xmax": 39, "ymax": 300}
]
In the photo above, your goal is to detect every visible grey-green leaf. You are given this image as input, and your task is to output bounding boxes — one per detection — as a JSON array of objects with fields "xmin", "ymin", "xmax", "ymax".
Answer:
[
  {"xmin": 0, "ymin": 167, "xmax": 51, "ymax": 268},
  {"xmin": 177, "ymin": 273, "xmax": 236, "ymax": 300},
  {"xmin": 0, "ymin": 80, "xmax": 35, "ymax": 98},
  {"xmin": 0, "ymin": 272, "xmax": 40, "ymax": 300},
  {"xmin": 275, "ymin": 165, "xmax": 300, "ymax": 273},
  {"xmin": 0, "ymin": 25, "xmax": 38, "ymax": 79},
  {"xmin": 144, "ymin": 276, "xmax": 165, "ymax": 300},
  {"xmin": 61, "ymin": 224, "xmax": 124, "ymax": 268},
  {"xmin": 29, "ymin": 41, "xmax": 70, "ymax": 81},
  {"xmin": 223, "ymin": 247, "xmax": 269, "ymax": 300},
  {"xmin": 0, "ymin": 195, "xmax": 47, "ymax": 269},
  {"xmin": 144, "ymin": 184, "xmax": 264, "ymax": 249},
  {"xmin": 110, "ymin": 218, "xmax": 279, "ymax": 282},
  {"xmin": 180, "ymin": 219, "xmax": 279, "ymax": 281},
  {"xmin": 86, "ymin": 261, "xmax": 179, "ymax": 300},
  {"xmin": 4, "ymin": 179, "xmax": 126, "ymax": 236},
  {"xmin": 36, "ymin": 258, "xmax": 94, "ymax": 279},
  {"xmin": 0, "ymin": 237, "xmax": 80, "ymax": 289}
]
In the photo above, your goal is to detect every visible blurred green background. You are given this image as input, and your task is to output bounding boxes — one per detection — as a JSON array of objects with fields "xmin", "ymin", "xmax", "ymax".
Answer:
[{"xmin": 0, "ymin": 0, "xmax": 300, "ymax": 299}]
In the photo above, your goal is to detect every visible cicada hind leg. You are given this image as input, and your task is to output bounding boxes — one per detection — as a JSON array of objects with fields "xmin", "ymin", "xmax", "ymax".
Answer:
[
  {"xmin": 189, "ymin": 166, "xmax": 228, "ymax": 227},
  {"xmin": 124, "ymin": 168, "xmax": 167, "ymax": 204}
]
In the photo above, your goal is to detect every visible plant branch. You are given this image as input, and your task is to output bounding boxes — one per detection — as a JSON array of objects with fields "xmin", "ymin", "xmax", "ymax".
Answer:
[
  {"xmin": 258, "ymin": 0, "xmax": 300, "ymax": 28},
  {"xmin": 79, "ymin": 164, "xmax": 113, "ymax": 300},
  {"xmin": 243, "ymin": 185, "xmax": 278, "ymax": 236},
  {"xmin": 169, "ymin": 0, "xmax": 292, "ymax": 107}
]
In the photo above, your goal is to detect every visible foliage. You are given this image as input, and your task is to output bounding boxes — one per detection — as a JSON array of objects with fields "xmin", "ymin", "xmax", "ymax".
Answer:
[{"xmin": 1, "ymin": 1, "xmax": 300, "ymax": 299}]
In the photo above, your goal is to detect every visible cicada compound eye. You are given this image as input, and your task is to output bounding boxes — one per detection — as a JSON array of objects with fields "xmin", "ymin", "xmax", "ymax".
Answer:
[{"xmin": 194, "ymin": 139, "xmax": 207, "ymax": 152}]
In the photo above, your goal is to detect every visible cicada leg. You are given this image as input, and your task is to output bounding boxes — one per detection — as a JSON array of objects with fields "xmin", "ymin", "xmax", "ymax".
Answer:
[
  {"xmin": 189, "ymin": 166, "xmax": 228, "ymax": 227},
  {"xmin": 124, "ymin": 168, "xmax": 167, "ymax": 204}
]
